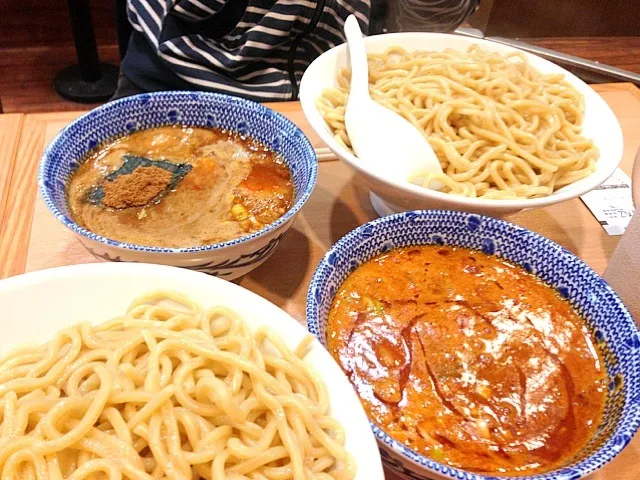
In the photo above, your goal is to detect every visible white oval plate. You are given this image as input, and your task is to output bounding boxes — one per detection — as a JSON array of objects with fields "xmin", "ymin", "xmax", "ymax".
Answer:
[{"xmin": 0, "ymin": 262, "xmax": 384, "ymax": 480}]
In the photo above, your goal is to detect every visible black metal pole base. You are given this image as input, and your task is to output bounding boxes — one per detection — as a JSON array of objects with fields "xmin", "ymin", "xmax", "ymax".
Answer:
[{"xmin": 54, "ymin": 63, "xmax": 120, "ymax": 103}]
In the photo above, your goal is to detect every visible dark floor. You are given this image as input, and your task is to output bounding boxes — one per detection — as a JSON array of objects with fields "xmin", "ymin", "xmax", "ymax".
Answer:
[
  {"xmin": 0, "ymin": 45, "xmax": 120, "ymax": 114},
  {"xmin": 0, "ymin": 0, "xmax": 639, "ymax": 114},
  {"xmin": 3, "ymin": 37, "xmax": 639, "ymax": 114}
]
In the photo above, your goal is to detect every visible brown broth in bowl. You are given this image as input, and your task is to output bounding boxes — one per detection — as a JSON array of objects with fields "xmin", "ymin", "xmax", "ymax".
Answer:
[
  {"xmin": 327, "ymin": 245, "xmax": 607, "ymax": 475},
  {"xmin": 68, "ymin": 126, "xmax": 294, "ymax": 248}
]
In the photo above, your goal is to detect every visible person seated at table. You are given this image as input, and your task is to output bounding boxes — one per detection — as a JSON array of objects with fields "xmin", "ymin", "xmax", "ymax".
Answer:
[{"xmin": 114, "ymin": 0, "xmax": 480, "ymax": 102}]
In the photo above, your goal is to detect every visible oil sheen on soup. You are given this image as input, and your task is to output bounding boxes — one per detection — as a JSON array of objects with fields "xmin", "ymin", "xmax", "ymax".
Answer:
[
  {"xmin": 327, "ymin": 245, "xmax": 607, "ymax": 475},
  {"xmin": 68, "ymin": 126, "xmax": 294, "ymax": 248}
]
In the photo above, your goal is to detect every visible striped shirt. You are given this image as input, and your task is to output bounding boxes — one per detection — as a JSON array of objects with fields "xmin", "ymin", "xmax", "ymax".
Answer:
[{"xmin": 122, "ymin": 0, "xmax": 479, "ymax": 102}]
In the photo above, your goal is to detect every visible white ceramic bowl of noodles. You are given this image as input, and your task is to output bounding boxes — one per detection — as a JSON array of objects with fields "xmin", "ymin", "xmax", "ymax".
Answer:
[
  {"xmin": 0, "ymin": 262, "xmax": 384, "ymax": 480},
  {"xmin": 299, "ymin": 32, "xmax": 623, "ymax": 217}
]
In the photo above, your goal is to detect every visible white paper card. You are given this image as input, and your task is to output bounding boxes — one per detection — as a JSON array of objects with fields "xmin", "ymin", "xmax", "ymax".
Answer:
[{"xmin": 581, "ymin": 169, "xmax": 636, "ymax": 236}]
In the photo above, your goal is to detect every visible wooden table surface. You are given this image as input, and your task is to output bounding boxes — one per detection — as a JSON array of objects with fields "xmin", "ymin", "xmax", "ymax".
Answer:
[
  {"xmin": 1, "ymin": 84, "xmax": 640, "ymax": 479},
  {"xmin": 0, "ymin": 113, "xmax": 23, "ymax": 236}
]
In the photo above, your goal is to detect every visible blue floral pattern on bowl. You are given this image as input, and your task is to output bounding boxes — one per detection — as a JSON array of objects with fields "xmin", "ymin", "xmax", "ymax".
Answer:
[
  {"xmin": 306, "ymin": 210, "xmax": 640, "ymax": 480},
  {"xmin": 38, "ymin": 91, "xmax": 317, "ymax": 278},
  {"xmin": 83, "ymin": 231, "xmax": 286, "ymax": 277}
]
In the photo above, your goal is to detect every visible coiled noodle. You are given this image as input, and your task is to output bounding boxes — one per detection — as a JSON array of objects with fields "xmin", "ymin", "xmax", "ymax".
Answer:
[
  {"xmin": 0, "ymin": 292, "xmax": 355, "ymax": 480},
  {"xmin": 317, "ymin": 46, "xmax": 599, "ymax": 199}
]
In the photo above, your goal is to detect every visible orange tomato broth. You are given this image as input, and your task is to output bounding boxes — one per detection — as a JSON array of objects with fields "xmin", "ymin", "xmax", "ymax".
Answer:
[{"xmin": 327, "ymin": 245, "xmax": 606, "ymax": 475}]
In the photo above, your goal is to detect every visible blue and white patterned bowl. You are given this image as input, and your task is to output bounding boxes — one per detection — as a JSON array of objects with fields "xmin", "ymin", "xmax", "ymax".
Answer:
[
  {"xmin": 39, "ymin": 91, "xmax": 318, "ymax": 280},
  {"xmin": 306, "ymin": 210, "xmax": 640, "ymax": 480}
]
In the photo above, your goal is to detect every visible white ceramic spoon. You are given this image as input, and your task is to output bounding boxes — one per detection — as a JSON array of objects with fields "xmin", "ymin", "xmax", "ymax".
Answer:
[{"xmin": 343, "ymin": 15, "xmax": 443, "ymax": 187}]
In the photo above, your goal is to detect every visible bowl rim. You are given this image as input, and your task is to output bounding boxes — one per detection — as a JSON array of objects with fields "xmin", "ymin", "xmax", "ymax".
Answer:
[
  {"xmin": 38, "ymin": 91, "xmax": 318, "ymax": 254},
  {"xmin": 305, "ymin": 209, "xmax": 640, "ymax": 480},
  {"xmin": 299, "ymin": 31, "xmax": 624, "ymax": 210}
]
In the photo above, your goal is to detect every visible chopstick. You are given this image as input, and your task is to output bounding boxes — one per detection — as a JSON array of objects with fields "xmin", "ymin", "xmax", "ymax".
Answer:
[{"xmin": 314, "ymin": 147, "xmax": 338, "ymax": 162}]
